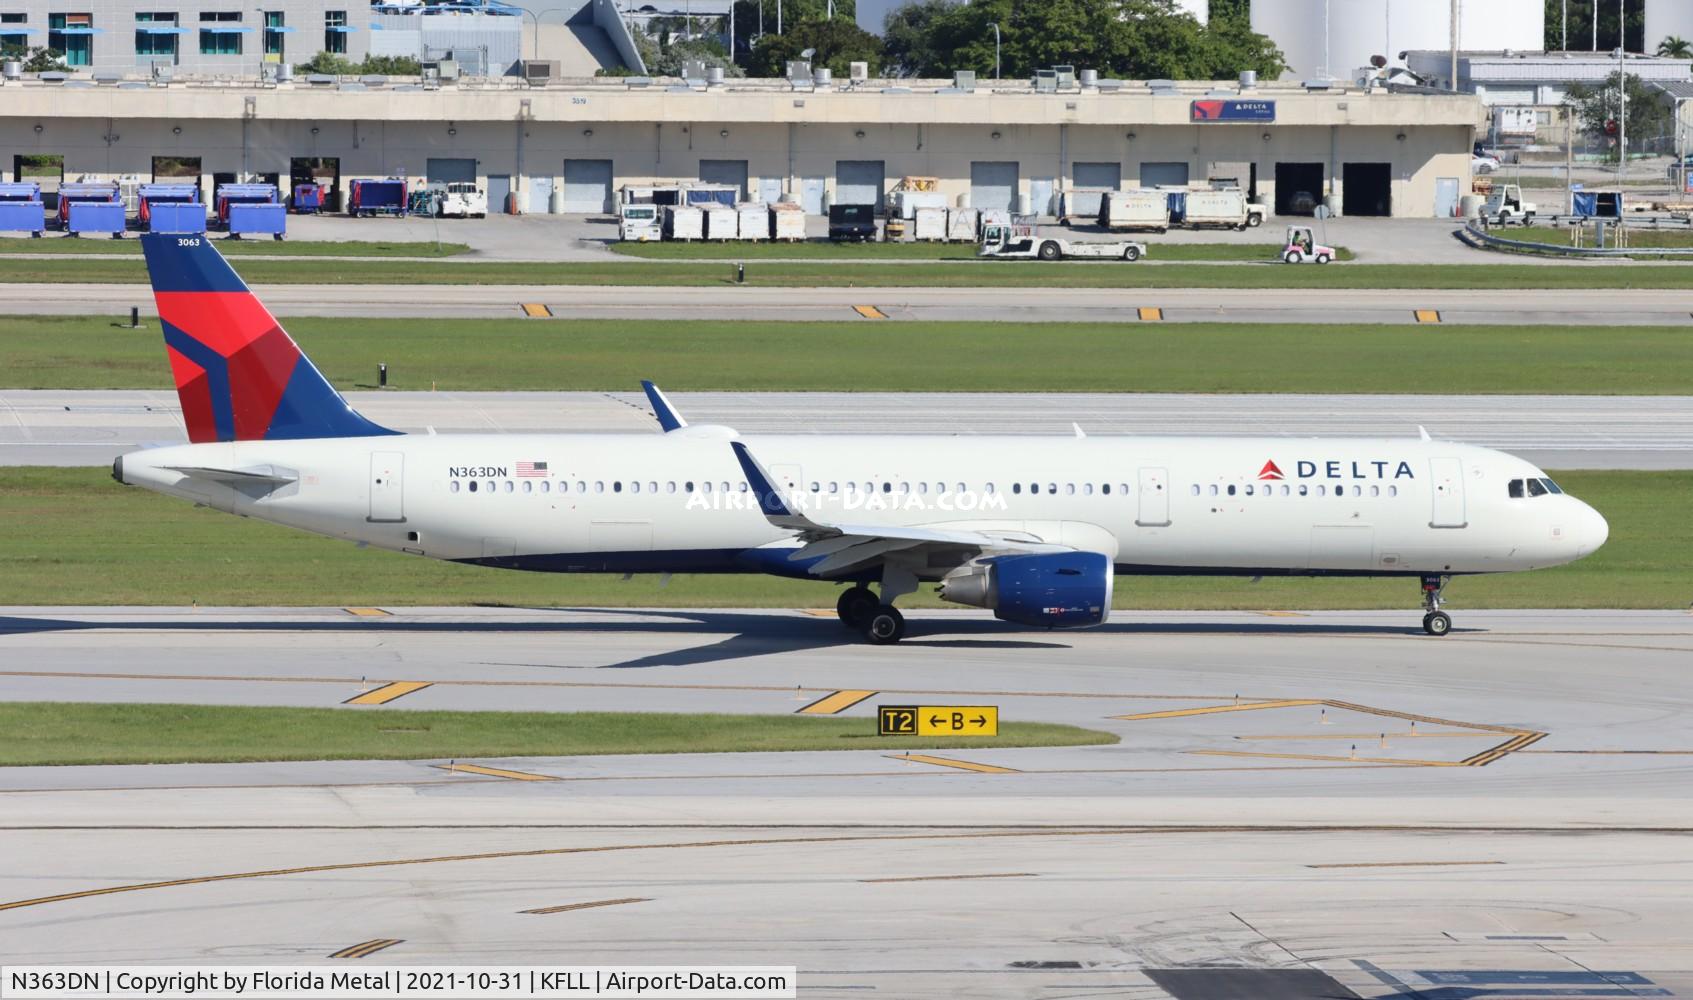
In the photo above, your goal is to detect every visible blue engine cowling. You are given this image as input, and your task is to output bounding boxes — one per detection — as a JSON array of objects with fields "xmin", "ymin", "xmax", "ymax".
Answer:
[{"xmin": 938, "ymin": 552, "xmax": 1113, "ymax": 628}]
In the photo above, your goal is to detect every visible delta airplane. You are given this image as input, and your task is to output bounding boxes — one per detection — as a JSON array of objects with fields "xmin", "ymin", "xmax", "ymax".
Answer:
[{"xmin": 113, "ymin": 235, "xmax": 1609, "ymax": 643}]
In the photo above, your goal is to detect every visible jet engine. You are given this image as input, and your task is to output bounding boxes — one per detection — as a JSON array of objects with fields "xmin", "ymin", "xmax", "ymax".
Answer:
[{"xmin": 938, "ymin": 552, "xmax": 1113, "ymax": 628}]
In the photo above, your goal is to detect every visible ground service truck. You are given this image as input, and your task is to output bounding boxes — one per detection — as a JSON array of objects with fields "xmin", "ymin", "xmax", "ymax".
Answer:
[{"xmin": 979, "ymin": 224, "xmax": 1145, "ymax": 261}]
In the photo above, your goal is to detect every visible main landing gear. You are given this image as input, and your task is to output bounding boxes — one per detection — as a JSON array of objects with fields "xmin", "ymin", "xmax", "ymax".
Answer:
[
  {"xmin": 836, "ymin": 583, "xmax": 908, "ymax": 645},
  {"xmin": 1420, "ymin": 574, "xmax": 1452, "ymax": 636}
]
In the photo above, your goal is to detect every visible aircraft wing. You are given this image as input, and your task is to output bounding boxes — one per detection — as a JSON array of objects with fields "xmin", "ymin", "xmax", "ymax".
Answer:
[{"xmin": 729, "ymin": 441, "xmax": 1070, "ymax": 577}]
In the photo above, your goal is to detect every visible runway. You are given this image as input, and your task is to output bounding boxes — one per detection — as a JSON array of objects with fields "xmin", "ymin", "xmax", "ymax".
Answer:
[
  {"xmin": 1, "ymin": 607, "xmax": 1690, "ymax": 993},
  {"xmin": 0, "ymin": 281, "xmax": 1689, "ymax": 325},
  {"xmin": 7, "ymin": 388, "xmax": 1690, "ymax": 469}
]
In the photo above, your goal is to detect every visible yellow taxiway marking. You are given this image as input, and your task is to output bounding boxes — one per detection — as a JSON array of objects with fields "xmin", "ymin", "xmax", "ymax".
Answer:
[
  {"xmin": 520, "ymin": 302, "xmax": 553, "ymax": 318},
  {"xmin": 343, "ymin": 607, "xmax": 391, "ymax": 617},
  {"xmin": 888, "ymin": 753, "xmax": 1018, "ymax": 774},
  {"xmin": 1462, "ymin": 731, "xmax": 1547, "ymax": 766},
  {"xmin": 1191, "ymin": 749, "xmax": 1460, "ymax": 767},
  {"xmin": 1517, "ymin": 749, "xmax": 1693, "ymax": 755},
  {"xmin": 344, "ymin": 681, "xmax": 433, "ymax": 706},
  {"xmin": 1112, "ymin": 699, "xmax": 1322, "ymax": 721},
  {"xmin": 797, "ymin": 608, "xmax": 837, "ymax": 617},
  {"xmin": 860, "ymin": 872, "xmax": 1037, "ymax": 883},
  {"xmin": 1137, "ymin": 306, "xmax": 1164, "ymax": 321},
  {"xmin": 1306, "ymin": 860, "xmax": 1503, "ymax": 869},
  {"xmin": 522, "ymin": 897, "xmax": 649, "ymax": 915},
  {"xmin": 796, "ymin": 689, "xmax": 877, "ymax": 715},
  {"xmin": 1234, "ymin": 732, "xmax": 1487, "ymax": 741},
  {"xmin": 331, "ymin": 939, "xmax": 402, "ymax": 959},
  {"xmin": 853, "ymin": 305, "xmax": 888, "ymax": 319},
  {"xmin": 1414, "ymin": 309, "xmax": 1442, "ymax": 324},
  {"xmin": 1255, "ymin": 610, "xmax": 1306, "ymax": 617},
  {"xmin": 435, "ymin": 763, "xmax": 559, "ymax": 782}
]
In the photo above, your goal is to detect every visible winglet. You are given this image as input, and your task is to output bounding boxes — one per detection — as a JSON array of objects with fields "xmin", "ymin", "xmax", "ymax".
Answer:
[
  {"xmin": 641, "ymin": 380, "xmax": 688, "ymax": 432},
  {"xmin": 1418, "ymin": 425, "xmax": 1432, "ymax": 442},
  {"xmin": 730, "ymin": 441, "xmax": 796, "ymax": 518},
  {"xmin": 1072, "ymin": 422, "xmax": 1086, "ymax": 439}
]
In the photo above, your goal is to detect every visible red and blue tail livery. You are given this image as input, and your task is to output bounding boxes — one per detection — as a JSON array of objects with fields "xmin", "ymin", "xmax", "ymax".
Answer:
[{"xmin": 140, "ymin": 234, "xmax": 396, "ymax": 443}]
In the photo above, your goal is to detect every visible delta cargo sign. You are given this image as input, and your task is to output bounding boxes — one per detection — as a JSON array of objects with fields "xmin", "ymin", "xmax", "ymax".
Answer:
[{"xmin": 1191, "ymin": 99, "xmax": 1276, "ymax": 123}]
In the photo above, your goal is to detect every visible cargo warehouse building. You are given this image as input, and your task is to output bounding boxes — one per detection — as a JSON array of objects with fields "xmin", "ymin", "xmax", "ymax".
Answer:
[{"xmin": 0, "ymin": 75, "xmax": 1483, "ymax": 219}]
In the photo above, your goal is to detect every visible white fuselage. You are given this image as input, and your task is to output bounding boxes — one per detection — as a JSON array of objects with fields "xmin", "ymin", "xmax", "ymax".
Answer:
[{"xmin": 116, "ymin": 429, "xmax": 1609, "ymax": 582}]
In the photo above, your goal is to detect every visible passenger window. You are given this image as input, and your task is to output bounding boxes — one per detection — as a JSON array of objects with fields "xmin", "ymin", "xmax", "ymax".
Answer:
[
  {"xmin": 725, "ymin": 482, "xmax": 734, "ymax": 492},
  {"xmin": 1508, "ymin": 479, "xmax": 1524, "ymax": 498},
  {"xmin": 830, "ymin": 481, "xmax": 839, "ymax": 493},
  {"xmin": 668, "ymin": 482, "xmax": 677, "ymax": 493},
  {"xmin": 1102, "ymin": 483, "xmax": 1111, "ymax": 495},
  {"xmin": 985, "ymin": 482, "xmax": 996, "ymax": 493},
  {"xmin": 881, "ymin": 482, "xmax": 892, "ymax": 493},
  {"xmin": 955, "ymin": 482, "xmax": 966, "ymax": 493},
  {"xmin": 861, "ymin": 481, "xmax": 871, "ymax": 493},
  {"xmin": 595, "ymin": 481, "xmax": 605, "ymax": 493},
  {"xmin": 810, "ymin": 481, "xmax": 819, "ymax": 492},
  {"xmin": 1388, "ymin": 485, "xmax": 1398, "ymax": 497},
  {"xmin": 468, "ymin": 481, "xmax": 478, "ymax": 492},
  {"xmin": 686, "ymin": 481, "xmax": 695, "ymax": 492},
  {"xmin": 1120, "ymin": 483, "xmax": 1131, "ymax": 495},
  {"xmin": 935, "ymin": 482, "xmax": 946, "ymax": 493},
  {"xmin": 917, "ymin": 482, "xmax": 927, "ymax": 494},
  {"xmin": 450, "ymin": 481, "xmax": 461, "ymax": 493},
  {"xmin": 702, "ymin": 481, "xmax": 713, "ymax": 493},
  {"xmin": 900, "ymin": 482, "xmax": 910, "ymax": 494},
  {"xmin": 1190, "ymin": 484, "xmax": 1199, "ymax": 496},
  {"xmin": 1298, "ymin": 485, "xmax": 1307, "ymax": 496},
  {"xmin": 1013, "ymin": 483, "xmax": 1022, "ymax": 494},
  {"xmin": 485, "ymin": 480, "xmax": 495, "ymax": 493},
  {"xmin": 1244, "ymin": 484, "xmax": 1254, "ymax": 496},
  {"xmin": 1316, "ymin": 485, "xmax": 1326, "ymax": 496},
  {"xmin": 738, "ymin": 481, "xmax": 748, "ymax": 492},
  {"xmin": 541, "ymin": 481, "xmax": 550, "ymax": 493},
  {"xmin": 613, "ymin": 481, "xmax": 622, "ymax": 493},
  {"xmin": 630, "ymin": 481, "xmax": 641, "ymax": 494},
  {"xmin": 522, "ymin": 481, "xmax": 533, "ymax": 494},
  {"xmin": 1369, "ymin": 485, "xmax": 1379, "ymax": 497},
  {"xmin": 1227, "ymin": 485, "xmax": 1237, "ymax": 496},
  {"xmin": 648, "ymin": 481, "xmax": 658, "ymax": 493},
  {"xmin": 1048, "ymin": 482, "xmax": 1057, "ymax": 494},
  {"xmin": 1527, "ymin": 478, "xmax": 1548, "ymax": 497},
  {"xmin": 1280, "ymin": 485, "xmax": 1290, "ymax": 496},
  {"xmin": 1084, "ymin": 483, "xmax": 1094, "ymax": 495},
  {"xmin": 1066, "ymin": 483, "xmax": 1076, "ymax": 495}
]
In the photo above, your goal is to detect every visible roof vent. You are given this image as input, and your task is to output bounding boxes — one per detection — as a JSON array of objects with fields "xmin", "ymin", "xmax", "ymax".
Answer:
[{"xmin": 1240, "ymin": 69, "xmax": 1257, "ymax": 89}]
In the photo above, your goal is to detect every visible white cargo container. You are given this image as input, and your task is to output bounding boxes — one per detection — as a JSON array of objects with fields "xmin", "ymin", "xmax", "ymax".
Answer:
[
  {"xmin": 978, "ymin": 208, "xmax": 1012, "ymax": 229},
  {"xmin": 1181, "ymin": 189, "xmax": 1266, "ymax": 231},
  {"xmin": 664, "ymin": 204, "xmax": 703, "ymax": 241},
  {"xmin": 891, "ymin": 189, "xmax": 948, "ymax": 219},
  {"xmin": 946, "ymin": 207, "xmax": 980, "ymax": 242},
  {"xmin": 770, "ymin": 202, "xmax": 807, "ymax": 241},
  {"xmin": 912, "ymin": 206, "xmax": 948, "ymax": 241},
  {"xmin": 704, "ymin": 204, "xmax": 739, "ymax": 240},
  {"xmin": 1099, "ymin": 190, "xmax": 1171, "ymax": 232},
  {"xmin": 737, "ymin": 203, "xmax": 771, "ymax": 240}
]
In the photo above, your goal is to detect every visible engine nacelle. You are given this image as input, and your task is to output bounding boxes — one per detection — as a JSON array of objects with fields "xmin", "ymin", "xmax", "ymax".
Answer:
[{"xmin": 938, "ymin": 552, "xmax": 1113, "ymax": 628}]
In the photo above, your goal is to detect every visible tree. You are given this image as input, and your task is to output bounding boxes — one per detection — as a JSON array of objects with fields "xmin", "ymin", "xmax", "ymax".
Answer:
[
  {"xmin": 1657, "ymin": 36, "xmax": 1693, "ymax": 59},
  {"xmin": 1566, "ymin": 71, "xmax": 1673, "ymax": 161},
  {"xmin": 294, "ymin": 51, "xmax": 357, "ymax": 75},
  {"xmin": 0, "ymin": 44, "xmax": 69, "ymax": 72},
  {"xmin": 1543, "ymin": 0, "xmax": 1643, "ymax": 53},
  {"xmin": 293, "ymin": 52, "xmax": 419, "ymax": 75},
  {"xmin": 747, "ymin": 18, "xmax": 885, "ymax": 77},
  {"xmin": 879, "ymin": 0, "xmax": 1282, "ymax": 82}
]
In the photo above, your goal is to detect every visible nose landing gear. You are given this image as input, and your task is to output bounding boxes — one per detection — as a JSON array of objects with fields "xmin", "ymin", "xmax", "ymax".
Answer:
[{"xmin": 1420, "ymin": 575, "xmax": 1452, "ymax": 636}]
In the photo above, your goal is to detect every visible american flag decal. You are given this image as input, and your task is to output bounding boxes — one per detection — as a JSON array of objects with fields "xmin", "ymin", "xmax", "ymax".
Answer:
[{"xmin": 516, "ymin": 461, "xmax": 549, "ymax": 478}]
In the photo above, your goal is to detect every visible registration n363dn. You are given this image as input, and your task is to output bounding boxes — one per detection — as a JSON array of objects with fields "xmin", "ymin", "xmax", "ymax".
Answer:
[{"xmin": 114, "ymin": 236, "xmax": 1608, "ymax": 643}]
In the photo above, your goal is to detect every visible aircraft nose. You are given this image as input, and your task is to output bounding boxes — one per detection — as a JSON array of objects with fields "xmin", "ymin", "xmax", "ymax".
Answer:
[{"xmin": 1578, "ymin": 501, "xmax": 1609, "ymax": 556}]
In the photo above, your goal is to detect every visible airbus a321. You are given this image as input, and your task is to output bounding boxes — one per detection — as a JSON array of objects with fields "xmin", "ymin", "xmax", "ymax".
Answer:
[{"xmin": 113, "ymin": 235, "xmax": 1609, "ymax": 643}]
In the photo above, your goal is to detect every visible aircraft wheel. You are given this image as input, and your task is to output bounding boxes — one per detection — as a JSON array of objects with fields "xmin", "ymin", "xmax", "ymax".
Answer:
[
  {"xmin": 1422, "ymin": 611, "xmax": 1452, "ymax": 637},
  {"xmin": 863, "ymin": 605, "xmax": 906, "ymax": 645},
  {"xmin": 836, "ymin": 586, "xmax": 878, "ymax": 629},
  {"xmin": 1038, "ymin": 241, "xmax": 1062, "ymax": 261}
]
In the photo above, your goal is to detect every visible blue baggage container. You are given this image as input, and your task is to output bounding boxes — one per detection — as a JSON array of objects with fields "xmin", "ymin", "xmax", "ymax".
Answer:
[
  {"xmin": 229, "ymin": 202, "xmax": 286, "ymax": 239},
  {"xmin": 0, "ymin": 183, "xmax": 45, "ymax": 236},
  {"xmin": 685, "ymin": 186, "xmax": 736, "ymax": 207},
  {"xmin": 348, "ymin": 179, "xmax": 407, "ymax": 217},
  {"xmin": 292, "ymin": 183, "xmax": 323, "ymax": 213},
  {"xmin": 57, "ymin": 183, "xmax": 120, "ymax": 228},
  {"xmin": 215, "ymin": 183, "xmax": 279, "ymax": 224},
  {"xmin": 147, "ymin": 202, "xmax": 207, "ymax": 234},
  {"xmin": 68, "ymin": 200, "xmax": 126, "ymax": 237}
]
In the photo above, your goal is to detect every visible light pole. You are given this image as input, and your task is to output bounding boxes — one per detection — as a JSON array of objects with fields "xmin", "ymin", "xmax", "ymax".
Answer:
[
  {"xmin": 990, "ymin": 21, "xmax": 999, "ymax": 80},
  {"xmin": 1616, "ymin": 39, "xmax": 1627, "ymax": 186}
]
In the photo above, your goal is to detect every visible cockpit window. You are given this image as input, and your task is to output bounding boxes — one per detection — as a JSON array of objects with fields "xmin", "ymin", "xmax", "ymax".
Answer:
[
  {"xmin": 1542, "ymin": 477, "xmax": 1563, "ymax": 494},
  {"xmin": 1508, "ymin": 479, "xmax": 1524, "ymax": 498},
  {"xmin": 1527, "ymin": 478, "xmax": 1549, "ymax": 497}
]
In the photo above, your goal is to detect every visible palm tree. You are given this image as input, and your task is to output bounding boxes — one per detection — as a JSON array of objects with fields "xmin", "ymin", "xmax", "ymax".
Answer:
[{"xmin": 1657, "ymin": 36, "xmax": 1692, "ymax": 58}]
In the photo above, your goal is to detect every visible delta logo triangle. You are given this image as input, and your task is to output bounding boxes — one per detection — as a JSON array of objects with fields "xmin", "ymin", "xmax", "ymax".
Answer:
[{"xmin": 1258, "ymin": 460, "xmax": 1285, "ymax": 480}]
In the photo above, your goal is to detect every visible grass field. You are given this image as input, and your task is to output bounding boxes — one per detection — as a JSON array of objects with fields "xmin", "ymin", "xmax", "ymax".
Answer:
[
  {"xmin": 609, "ymin": 241, "xmax": 1355, "ymax": 262},
  {"xmin": 0, "ymin": 238, "xmax": 471, "ymax": 258},
  {"xmin": 0, "ymin": 703, "xmax": 1114, "ymax": 766},
  {"xmin": 0, "ymin": 468, "xmax": 1682, "ymax": 609},
  {"xmin": 5, "ymin": 255, "xmax": 1693, "ymax": 289},
  {"xmin": 8, "ymin": 315, "xmax": 1693, "ymax": 394}
]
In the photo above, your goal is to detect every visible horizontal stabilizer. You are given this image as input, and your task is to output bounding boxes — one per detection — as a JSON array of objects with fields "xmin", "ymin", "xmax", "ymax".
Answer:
[{"xmin": 162, "ymin": 464, "xmax": 298, "ymax": 485}]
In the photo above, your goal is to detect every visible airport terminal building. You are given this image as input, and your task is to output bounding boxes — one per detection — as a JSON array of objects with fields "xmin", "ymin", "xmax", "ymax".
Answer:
[{"xmin": 0, "ymin": 73, "xmax": 1484, "ymax": 219}]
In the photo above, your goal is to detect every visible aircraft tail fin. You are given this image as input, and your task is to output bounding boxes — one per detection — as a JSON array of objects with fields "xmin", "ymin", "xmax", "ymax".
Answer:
[{"xmin": 139, "ymin": 234, "xmax": 397, "ymax": 444}]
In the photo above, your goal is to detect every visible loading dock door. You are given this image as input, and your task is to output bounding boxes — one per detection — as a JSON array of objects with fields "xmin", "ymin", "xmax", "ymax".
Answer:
[
  {"xmin": 699, "ymin": 159, "xmax": 749, "ymax": 201},
  {"xmin": 971, "ymin": 161, "xmax": 1019, "ymax": 214},
  {"xmin": 1434, "ymin": 176, "xmax": 1459, "ymax": 218},
  {"xmin": 1139, "ymin": 161, "xmax": 1189, "ymax": 188},
  {"xmin": 1342, "ymin": 162, "xmax": 1392, "ymax": 217},
  {"xmin": 1275, "ymin": 162, "xmax": 1325, "ymax": 216},
  {"xmin": 1070, "ymin": 161, "xmax": 1120, "ymax": 218},
  {"xmin": 562, "ymin": 159, "xmax": 614, "ymax": 213},
  {"xmin": 835, "ymin": 160, "xmax": 885, "ymax": 211},
  {"xmin": 800, "ymin": 176, "xmax": 825, "ymax": 214},
  {"xmin": 426, "ymin": 157, "xmax": 476, "ymax": 185},
  {"xmin": 487, "ymin": 174, "xmax": 511, "ymax": 213}
]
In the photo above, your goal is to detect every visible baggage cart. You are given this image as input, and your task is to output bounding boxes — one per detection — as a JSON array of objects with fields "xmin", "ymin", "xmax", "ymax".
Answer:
[
  {"xmin": 736, "ymin": 202, "xmax": 770, "ymax": 240},
  {"xmin": 664, "ymin": 204, "xmax": 704, "ymax": 241}
]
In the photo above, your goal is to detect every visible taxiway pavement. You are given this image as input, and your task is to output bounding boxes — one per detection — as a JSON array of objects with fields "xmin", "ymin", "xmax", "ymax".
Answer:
[
  {"xmin": 0, "ymin": 282, "xmax": 1690, "ymax": 325},
  {"xmin": 1, "ymin": 607, "xmax": 1690, "ymax": 993},
  {"xmin": 5, "ymin": 389, "xmax": 1688, "ymax": 469}
]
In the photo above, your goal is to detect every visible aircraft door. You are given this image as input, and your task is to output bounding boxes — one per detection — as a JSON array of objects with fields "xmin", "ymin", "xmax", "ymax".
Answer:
[
  {"xmin": 1136, "ymin": 467, "xmax": 1170, "ymax": 527},
  {"xmin": 368, "ymin": 451, "xmax": 404, "ymax": 523},
  {"xmin": 1429, "ymin": 457, "xmax": 1467, "ymax": 528}
]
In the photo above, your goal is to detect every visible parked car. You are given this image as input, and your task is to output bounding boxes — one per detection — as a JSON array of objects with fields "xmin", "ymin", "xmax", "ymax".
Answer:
[
  {"xmin": 1667, "ymin": 155, "xmax": 1693, "ymax": 180},
  {"xmin": 1472, "ymin": 153, "xmax": 1502, "ymax": 174}
]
